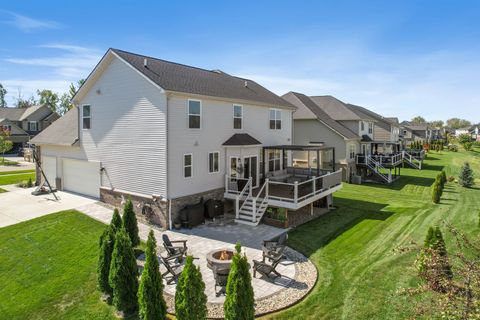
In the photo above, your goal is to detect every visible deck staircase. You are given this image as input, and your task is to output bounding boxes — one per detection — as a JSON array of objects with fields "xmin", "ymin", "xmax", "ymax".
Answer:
[
  {"xmin": 402, "ymin": 150, "xmax": 424, "ymax": 169},
  {"xmin": 234, "ymin": 178, "xmax": 269, "ymax": 226},
  {"xmin": 364, "ymin": 155, "xmax": 392, "ymax": 183}
]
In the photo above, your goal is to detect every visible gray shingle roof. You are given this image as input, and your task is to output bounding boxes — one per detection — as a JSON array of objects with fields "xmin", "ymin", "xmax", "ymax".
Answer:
[
  {"xmin": 309, "ymin": 96, "xmax": 363, "ymax": 121},
  {"xmin": 346, "ymin": 104, "xmax": 397, "ymax": 132},
  {"xmin": 0, "ymin": 107, "xmax": 27, "ymax": 121},
  {"xmin": 222, "ymin": 133, "xmax": 262, "ymax": 146},
  {"xmin": 112, "ymin": 49, "xmax": 294, "ymax": 109},
  {"xmin": 282, "ymin": 92, "xmax": 359, "ymax": 140},
  {"xmin": 345, "ymin": 104, "xmax": 377, "ymax": 122},
  {"xmin": 30, "ymin": 108, "xmax": 78, "ymax": 146}
]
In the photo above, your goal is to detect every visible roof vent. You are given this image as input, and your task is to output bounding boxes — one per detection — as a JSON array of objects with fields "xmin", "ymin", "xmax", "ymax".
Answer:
[
  {"xmin": 244, "ymin": 81, "xmax": 248, "ymax": 87},
  {"xmin": 143, "ymin": 58, "xmax": 148, "ymax": 68}
]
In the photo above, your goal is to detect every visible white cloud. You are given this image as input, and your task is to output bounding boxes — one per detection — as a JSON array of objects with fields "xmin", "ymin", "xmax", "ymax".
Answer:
[{"xmin": 2, "ymin": 11, "xmax": 59, "ymax": 31}]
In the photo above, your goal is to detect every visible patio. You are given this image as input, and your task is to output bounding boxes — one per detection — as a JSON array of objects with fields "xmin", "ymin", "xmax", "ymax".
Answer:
[{"xmin": 78, "ymin": 202, "xmax": 317, "ymax": 318}]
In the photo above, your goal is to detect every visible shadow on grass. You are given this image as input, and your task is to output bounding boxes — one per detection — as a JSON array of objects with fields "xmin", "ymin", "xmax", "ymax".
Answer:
[
  {"xmin": 287, "ymin": 197, "xmax": 391, "ymax": 257},
  {"xmin": 421, "ymin": 163, "xmax": 445, "ymax": 171},
  {"xmin": 360, "ymin": 175, "xmax": 435, "ymax": 191}
]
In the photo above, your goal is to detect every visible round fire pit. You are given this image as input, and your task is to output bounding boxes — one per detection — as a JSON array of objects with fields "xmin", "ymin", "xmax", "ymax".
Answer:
[{"xmin": 206, "ymin": 248, "xmax": 234, "ymax": 270}]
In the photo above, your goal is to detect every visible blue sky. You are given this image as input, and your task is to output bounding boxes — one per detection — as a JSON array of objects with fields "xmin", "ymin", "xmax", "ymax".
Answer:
[{"xmin": 1, "ymin": 0, "xmax": 479, "ymax": 122}]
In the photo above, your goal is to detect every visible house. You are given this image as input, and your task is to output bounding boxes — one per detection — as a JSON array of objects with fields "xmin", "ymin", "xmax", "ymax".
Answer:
[
  {"xmin": 400, "ymin": 121, "xmax": 432, "ymax": 145},
  {"xmin": 32, "ymin": 48, "xmax": 342, "ymax": 229},
  {"xmin": 0, "ymin": 105, "xmax": 59, "ymax": 151},
  {"xmin": 283, "ymin": 92, "xmax": 403, "ymax": 183}
]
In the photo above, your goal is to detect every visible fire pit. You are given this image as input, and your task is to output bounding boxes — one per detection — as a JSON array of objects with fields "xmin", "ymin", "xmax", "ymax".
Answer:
[{"xmin": 206, "ymin": 248, "xmax": 234, "ymax": 270}]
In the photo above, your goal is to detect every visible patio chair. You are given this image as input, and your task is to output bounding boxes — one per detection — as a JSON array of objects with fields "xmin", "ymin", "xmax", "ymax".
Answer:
[
  {"xmin": 162, "ymin": 234, "xmax": 188, "ymax": 261},
  {"xmin": 160, "ymin": 253, "xmax": 184, "ymax": 284},
  {"xmin": 262, "ymin": 233, "xmax": 287, "ymax": 262},
  {"xmin": 212, "ymin": 265, "xmax": 230, "ymax": 296},
  {"xmin": 253, "ymin": 254, "xmax": 282, "ymax": 279}
]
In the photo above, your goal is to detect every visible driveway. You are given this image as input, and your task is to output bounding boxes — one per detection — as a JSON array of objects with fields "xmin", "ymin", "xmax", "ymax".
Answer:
[{"xmin": 0, "ymin": 187, "xmax": 98, "ymax": 228}]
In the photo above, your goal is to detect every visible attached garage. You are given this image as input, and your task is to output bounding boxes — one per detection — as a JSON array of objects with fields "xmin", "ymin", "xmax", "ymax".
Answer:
[
  {"xmin": 41, "ymin": 156, "xmax": 57, "ymax": 187},
  {"xmin": 62, "ymin": 159, "xmax": 101, "ymax": 198}
]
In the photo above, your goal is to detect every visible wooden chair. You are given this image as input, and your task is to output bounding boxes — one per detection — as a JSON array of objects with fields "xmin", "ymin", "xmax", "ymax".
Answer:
[
  {"xmin": 253, "ymin": 254, "xmax": 282, "ymax": 279},
  {"xmin": 262, "ymin": 233, "xmax": 287, "ymax": 261},
  {"xmin": 162, "ymin": 234, "xmax": 188, "ymax": 260},
  {"xmin": 160, "ymin": 253, "xmax": 183, "ymax": 284}
]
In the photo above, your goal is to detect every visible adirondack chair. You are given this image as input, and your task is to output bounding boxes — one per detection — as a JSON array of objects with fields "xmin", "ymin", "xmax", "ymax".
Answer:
[
  {"xmin": 160, "ymin": 253, "xmax": 183, "ymax": 284},
  {"xmin": 162, "ymin": 234, "xmax": 188, "ymax": 261},
  {"xmin": 253, "ymin": 253, "xmax": 282, "ymax": 279},
  {"xmin": 262, "ymin": 233, "xmax": 287, "ymax": 262},
  {"xmin": 212, "ymin": 265, "xmax": 230, "ymax": 296}
]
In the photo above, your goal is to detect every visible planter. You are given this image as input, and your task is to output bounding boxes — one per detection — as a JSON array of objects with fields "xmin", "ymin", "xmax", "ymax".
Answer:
[{"xmin": 262, "ymin": 217, "xmax": 288, "ymax": 229}]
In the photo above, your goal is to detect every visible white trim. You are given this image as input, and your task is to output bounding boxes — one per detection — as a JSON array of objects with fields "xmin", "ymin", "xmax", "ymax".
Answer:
[
  {"xmin": 269, "ymin": 108, "xmax": 282, "ymax": 130},
  {"xmin": 208, "ymin": 151, "xmax": 220, "ymax": 174},
  {"xmin": 187, "ymin": 99, "xmax": 202, "ymax": 129},
  {"xmin": 233, "ymin": 104, "xmax": 243, "ymax": 129},
  {"xmin": 243, "ymin": 154, "xmax": 259, "ymax": 188},
  {"xmin": 29, "ymin": 121, "xmax": 38, "ymax": 131},
  {"xmin": 183, "ymin": 153, "xmax": 193, "ymax": 178},
  {"xmin": 81, "ymin": 104, "xmax": 91, "ymax": 130}
]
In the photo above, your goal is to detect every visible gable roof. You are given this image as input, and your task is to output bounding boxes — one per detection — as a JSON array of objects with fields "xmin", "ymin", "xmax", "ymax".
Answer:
[
  {"xmin": 282, "ymin": 92, "xmax": 359, "ymax": 140},
  {"xmin": 0, "ymin": 105, "xmax": 56, "ymax": 122},
  {"xmin": 345, "ymin": 104, "xmax": 377, "ymax": 122},
  {"xmin": 222, "ymin": 133, "xmax": 262, "ymax": 146},
  {"xmin": 346, "ymin": 104, "xmax": 399, "ymax": 132},
  {"xmin": 30, "ymin": 108, "xmax": 78, "ymax": 146},
  {"xmin": 109, "ymin": 49, "xmax": 294, "ymax": 109},
  {"xmin": 309, "ymin": 96, "xmax": 363, "ymax": 121}
]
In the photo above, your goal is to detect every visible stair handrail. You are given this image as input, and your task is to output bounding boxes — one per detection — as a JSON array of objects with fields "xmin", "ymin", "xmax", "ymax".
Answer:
[
  {"xmin": 235, "ymin": 177, "xmax": 252, "ymax": 220},
  {"xmin": 251, "ymin": 178, "xmax": 269, "ymax": 223},
  {"xmin": 366, "ymin": 155, "xmax": 390, "ymax": 183}
]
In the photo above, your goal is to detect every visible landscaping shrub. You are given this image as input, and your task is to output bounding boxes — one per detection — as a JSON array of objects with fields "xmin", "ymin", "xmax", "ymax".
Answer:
[
  {"xmin": 458, "ymin": 162, "xmax": 474, "ymax": 188},
  {"xmin": 464, "ymin": 141, "xmax": 473, "ymax": 151},
  {"xmin": 435, "ymin": 173, "xmax": 444, "ymax": 189},
  {"xmin": 111, "ymin": 208, "xmax": 122, "ymax": 233},
  {"xmin": 123, "ymin": 199, "xmax": 140, "ymax": 247},
  {"xmin": 138, "ymin": 230, "xmax": 167, "ymax": 320},
  {"xmin": 175, "ymin": 255, "xmax": 207, "ymax": 320},
  {"xmin": 431, "ymin": 181, "xmax": 441, "ymax": 204},
  {"xmin": 109, "ymin": 228, "xmax": 139, "ymax": 315},
  {"xmin": 441, "ymin": 170, "xmax": 447, "ymax": 184},
  {"xmin": 224, "ymin": 242, "xmax": 255, "ymax": 320},
  {"xmin": 97, "ymin": 225, "xmax": 115, "ymax": 298},
  {"xmin": 27, "ymin": 178, "xmax": 33, "ymax": 188}
]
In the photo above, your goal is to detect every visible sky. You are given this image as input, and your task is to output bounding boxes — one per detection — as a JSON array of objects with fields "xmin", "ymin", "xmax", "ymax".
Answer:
[{"xmin": 1, "ymin": 0, "xmax": 479, "ymax": 122}]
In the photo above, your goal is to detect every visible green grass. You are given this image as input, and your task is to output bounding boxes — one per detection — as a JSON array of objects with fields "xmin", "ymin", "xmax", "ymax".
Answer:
[
  {"xmin": 269, "ymin": 148, "xmax": 480, "ymax": 319},
  {"xmin": 0, "ymin": 172, "xmax": 36, "ymax": 185},
  {"xmin": 0, "ymin": 210, "xmax": 118, "ymax": 319},
  {"xmin": 0, "ymin": 169, "xmax": 35, "ymax": 175}
]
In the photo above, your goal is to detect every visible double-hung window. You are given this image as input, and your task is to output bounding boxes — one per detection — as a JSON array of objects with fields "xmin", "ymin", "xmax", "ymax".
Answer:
[
  {"xmin": 82, "ymin": 105, "xmax": 91, "ymax": 129},
  {"xmin": 361, "ymin": 122, "xmax": 365, "ymax": 131},
  {"xmin": 29, "ymin": 121, "xmax": 38, "ymax": 131},
  {"xmin": 188, "ymin": 100, "xmax": 201, "ymax": 129},
  {"xmin": 269, "ymin": 109, "xmax": 281, "ymax": 130},
  {"xmin": 183, "ymin": 154, "xmax": 193, "ymax": 178},
  {"xmin": 349, "ymin": 144, "xmax": 356, "ymax": 159},
  {"xmin": 233, "ymin": 105, "xmax": 242, "ymax": 129},
  {"xmin": 368, "ymin": 122, "xmax": 373, "ymax": 134},
  {"xmin": 268, "ymin": 150, "xmax": 281, "ymax": 172},
  {"xmin": 208, "ymin": 152, "xmax": 219, "ymax": 173}
]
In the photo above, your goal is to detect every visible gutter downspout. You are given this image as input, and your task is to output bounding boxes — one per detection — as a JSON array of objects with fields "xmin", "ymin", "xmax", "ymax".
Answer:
[{"xmin": 166, "ymin": 93, "xmax": 172, "ymax": 230}]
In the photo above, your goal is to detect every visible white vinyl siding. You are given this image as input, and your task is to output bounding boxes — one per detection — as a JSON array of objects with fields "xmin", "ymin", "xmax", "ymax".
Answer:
[
  {"xmin": 183, "ymin": 154, "xmax": 192, "ymax": 178},
  {"xmin": 82, "ymin": 105, "xmax": 91, "ymax": 129},
  {"xmin": 269, "ymin": 109, "xmax": 281, "ymax": 130},
  {"xmin": 188, "ymin": 100, "xmax": 201, "ymax": 129},
  {"xmin": 233, "ymin": 105, "xmax": 242, "ymax": 129},
  {"xmin": 208, "ymin": 151, "xmax": 219, "ymax": 173}
]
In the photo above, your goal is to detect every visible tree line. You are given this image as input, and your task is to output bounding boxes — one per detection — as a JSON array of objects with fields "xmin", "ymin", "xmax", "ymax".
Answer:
[
  {"xmin": 410, "ymin": 115, "xmax": 474, "ymax": 129},
  {"xmin": 0, "ymin": 80, "xmax": 85, "ymax": 115}
]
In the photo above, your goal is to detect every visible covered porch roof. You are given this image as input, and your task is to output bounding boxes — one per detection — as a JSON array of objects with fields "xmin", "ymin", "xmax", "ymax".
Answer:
[{"xmin": 263, "ymin": 144, "xmax": 334, "ymax": 151}]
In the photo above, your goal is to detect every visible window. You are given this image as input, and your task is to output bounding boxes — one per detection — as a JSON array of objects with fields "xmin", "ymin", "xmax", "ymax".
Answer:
[
  {"xmin": 361, "ymin": 122, "xmax": 365, "ymax": 131},
  {"xmin": 268, "ymin": 150, "xmax": 281, "ymax": 172},
  {"xmin": 28, "ymin": 121, "xmax": 38, "ymax": 131},
  {"xmin": 188, "ymin": 100, "xmax": 201, "ymax": 129},
  {"xmin": 269, "ymin": 109, "xmax": 281, "ymax": 130},
  {"xmin": 349, "ymin": 144, "xmax": 356, "ymax": 159},
  {"xmin": 183, "ymin": 154, "xmax": 192, "ymax": 178},
  {"xmin": 368, "ymin": 123, "xmax": 373, "ymax": 134},
  {"xmin": 230, "ymin": 157, "xmax": 240, "ymax": 179},
  {"xmin": 2, "ymin": 125, "xmax": 11, "ymax": 132},
  {"xmin": 82, "ymin": 105, "xmax": 91, "ymax": 129},
  {"xmin": 233, "ymin": 105, "xmax": 242, "ymax": 129},
  {"xmin": 208, "ymin": 152, "xmax": 219, "ymax": 173}
]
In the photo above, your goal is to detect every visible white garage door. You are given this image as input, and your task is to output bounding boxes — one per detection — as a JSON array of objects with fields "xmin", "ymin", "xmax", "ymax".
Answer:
[
  {"xmin": 62, "ymin": 159, "xmax": 100, "ymax": 198},
  {"xmin": 41, "ymin": 156, "xmax": 57, "ymax": 187}
]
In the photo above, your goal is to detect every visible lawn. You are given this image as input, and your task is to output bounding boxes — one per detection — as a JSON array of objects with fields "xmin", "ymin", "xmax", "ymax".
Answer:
[
  {"xmin": 0, "ymin": 210, "xmax": 119, "ymax": 320},
  {"xmin": 269, "ymin": 148, "xmax": 480, "ymax": 319},
  {"xmin": 0, "ymin": 171, "xmax": 36, "ymax": 186},
  {"xmin": 0, "ymin": 169, "xmax": 36, "ymax": 175}
]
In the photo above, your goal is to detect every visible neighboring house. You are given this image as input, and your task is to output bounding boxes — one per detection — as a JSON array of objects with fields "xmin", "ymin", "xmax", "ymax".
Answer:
[
  {"xmin": 400, "ymin": 121, "xmax": 432, "ymax": 146},
  {"xmin": 32, "ymin": 48, "xmax": 343, "ymax": 229},
  {"xmin": 0, "ymin": 105, "xmax": 59, "ymax": 150}
]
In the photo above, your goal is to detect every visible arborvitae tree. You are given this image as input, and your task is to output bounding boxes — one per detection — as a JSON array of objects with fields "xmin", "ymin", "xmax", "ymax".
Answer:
[
  {"xmin": 175, "ymin": 255, "xmax": 207, "ymax": 320},
  {"xmin": 441, "ymin": 170, "xmax": 447, "ymax": 185},
  {"xmin": 138, "ymin": 230, "xmax": 167, "ymax": 320},
  {"xmin": 432, "ymin": 227, "xmax": 453, "ymax": 280},
  {"xmin": 97, "ymin": 225, "xmax": 115, "ymax": 297},
  {"xmin": 432, "ymin": 181, "xmax": 441, "ymax": 204},
  {"xmin": 111, "ymin": 208, "xmax": 122, "ymax": 232},
  {"xmin": 436, "ymin": 173, "xmax": 444, "ymax": 189},
  {"xmin": 458, "ymin": 162, "xmax": 474, "ymax": 188},
  {"xmin": 123, "ymin": 199, "xmax": 140, "ymax": 247},
  {"xmin": 418, "ymin": 226, "xmax": 453, "ymax": 285},
  {"xmin": 224, "ymin": 242, "xmax": 255, "ymax": 320},
  {"xmin": 109, "ymin": 228, "xmax": 139, "ymax": 315}
]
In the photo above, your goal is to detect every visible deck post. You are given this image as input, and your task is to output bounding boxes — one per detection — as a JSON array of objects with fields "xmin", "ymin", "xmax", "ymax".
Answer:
[
  {"xmin": 235, "ymin": 197, "xmax": 239, "ymax": 220},
  {"xmin": 294, "ymin": 181, "xmax": 298, "ymax": 204},
  {"xmin": 312, "ymin": 176, "xmax": 316, "ymax": 195},
  {"xmin": 265, "ymin": 178, "xmax": 269, "ymax": 198},
  {"xmin": 225, "ymin": 174, "xmax": 228, "ymax": 193}
]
